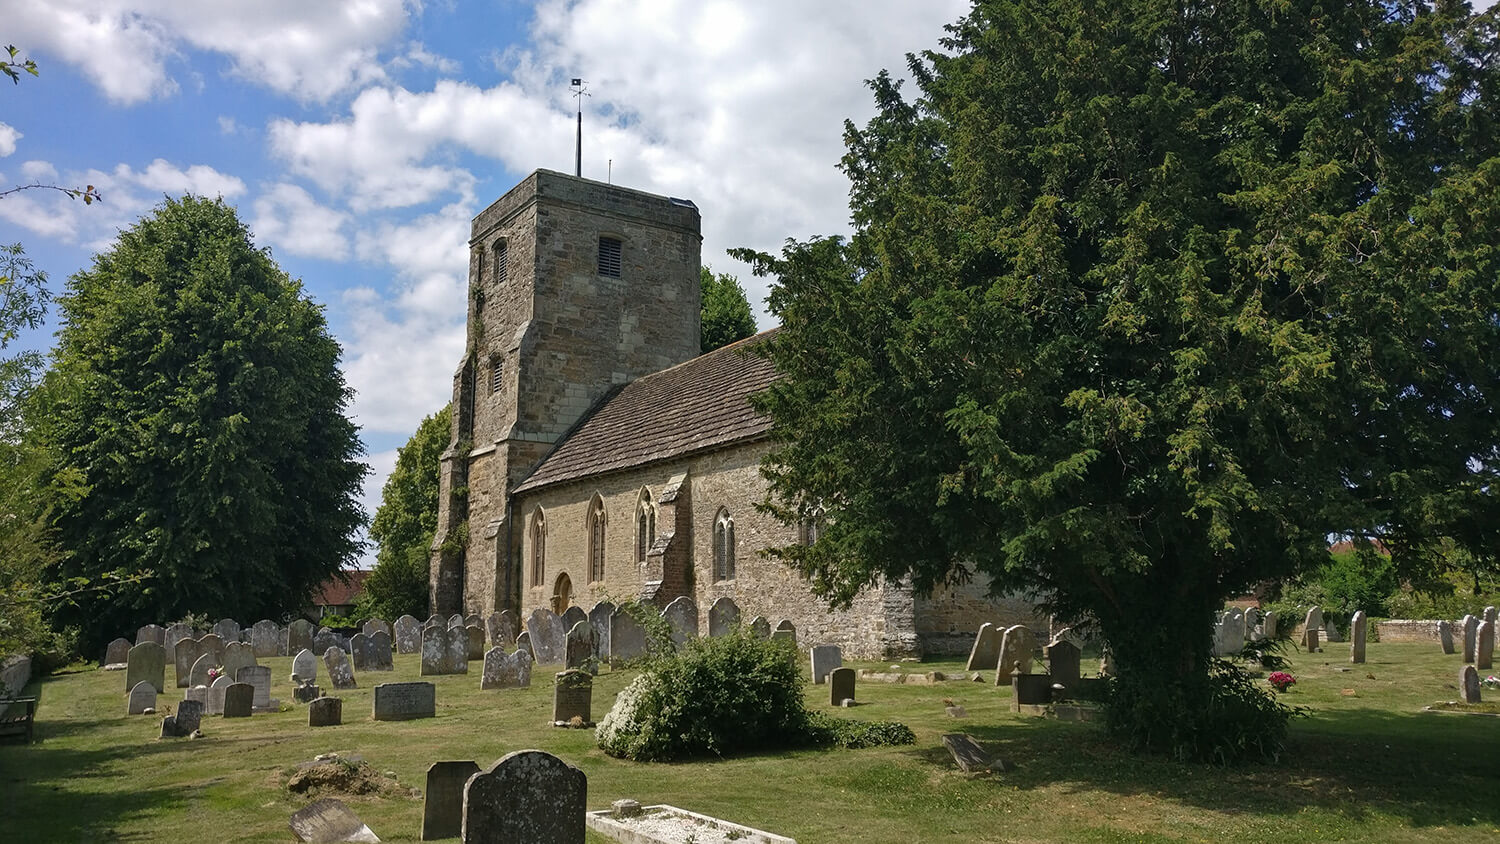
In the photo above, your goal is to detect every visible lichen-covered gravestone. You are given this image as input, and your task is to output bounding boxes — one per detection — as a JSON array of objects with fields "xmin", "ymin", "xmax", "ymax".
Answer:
[
  {"xmin": 526, "ymin": 608, "xmax": 568, "ymax": 666},
  {"xmin": 362, "ymin": 618, "xmax": 390, "ymax": 639},
  {"xmin": 288, "ymin": 798, "xmax": 379, "ymax": 844},
  {"xmin": 212, "ymin": 618, "xmax": 241, "ymax": 642},
  {"xmin": 1462, "ymin": 615, "xmax": 1479, "ymax": 663},
  {"xmin": 1477, "ymin": 620, "xmax": 1495, "ymax": 671},
  {"xmin": 287, "ymin": 619, "xmax": 315, "ymax": 655},
  {"xmin": 135, "ymin": 624, "xmax": 165, "ymax": 647},
  {"xmin": 324, "ymin": 647, "xmax": 357, "ymax": 690},
  {"xmin": 496, "ymin": 610, "xmax": 519, "ymax": 643},
  {"xmin": 103, "ymin": 637, "xmax": 131, "ymax": 667},
  {"xmin": 485, "ymin": 612, "xmax": 512, "ymax": 650},
  {"xmin": 1439, "ymin": 620, "xmax": 1456, "ymax": 655},
  {"xmin": 661, "ymin": 596, "xmax": 698, "ymax": 649},
  {"xmin": 126, "ymin": 641, "xmax": 166, "ymax": 693},
  {"xmin": 394, "ymin": 614, "xmax": 421, "ymax": 654},
  {"xmin": 313, "ymin": 628, "xmax": 341, "ymax": 656},
  {"xmin": 965, "ymin": 622, "xmax": 1002, "ymax": 672},
  {"xmin": 462, "ymin": 750, "xmax": 586, "ymax": 844},
  {"xmin": 222, "ymin": 641, "xmax": 258, "ymax": 685},
  {"xmin": 481, "ymin": 647, "xmax": 532, "ymax": 690},
  {"xmin": 238, "ymin": 664, "xmax": 273, "ymax": 711},
  {"xmin": 809, "ymin": 645, "xmax": 842, "ymax": 684},
  {"xmin": 552, "ymin": 670, "xmax": 593, "ymax": 725},
  {"xmin": 561, "ymin": 605, "xmax": 587, "ymax": 632},
  {"xmin": 994, "ymin": 625, "xmax": 1038, "ymax": 686},
  {"xmin": 421, "ymin": 624, "xmax": 467, "ymax": 675},
  {"xmin": 588, "ymin": 602, "xmax": 615, "ymax": 661},
  {"xmin": 565, "ymin": 621, "xmax": 598, "ymax": 673},
  {"xmin": 164, "ymin": 622, "xmax": 194, "ymax": 657},
  {"xmin": 174, "ymin": 638, "xmax": 206, "ymax": 689},
  {"xmin": 1460, "ymin": 664, "xmax": 1481, "ymax": 704},
  {"xmin": 251, "ymin": 620, "xmax": 281, "ymax": 658},
  {"xmin": 349, "ymin": 633, "xmax": 373, "ymax": 671},
  {"xmin": 707, "ymin": 596, "xmax": 740, "ymax": 637},
  {"xmin": 127, "ymin": 681, "xmax": 156, "ymax": 715},
  {"xmin": 423, "ymin": 761, "xmax": 481, "ymax": 841},
  {"xmin": 608, "ymin": 612, "xmax": 646, "ymax": 664},
  {"xmin": 368, "ymin": 631, "xmax": 393, "ymax": 670}
]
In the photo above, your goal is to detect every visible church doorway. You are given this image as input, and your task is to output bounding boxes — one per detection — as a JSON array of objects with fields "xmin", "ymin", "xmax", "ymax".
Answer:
[{"xmin": 551, "ymin": 573, "xmax": 572, "ymax": 615}]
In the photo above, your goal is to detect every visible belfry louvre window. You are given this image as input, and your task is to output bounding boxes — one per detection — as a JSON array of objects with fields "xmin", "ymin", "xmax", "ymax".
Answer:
[
  {"xmin": 494, "ymin": 241, "xmax": 508, "ymax": 283},
  {"xmin": 597, "ymin": 237, "xmax": 622, "ymax": 278},
  {"xmin": 490, "ymin": 357, "xmax": 503, "ymax": 394}
]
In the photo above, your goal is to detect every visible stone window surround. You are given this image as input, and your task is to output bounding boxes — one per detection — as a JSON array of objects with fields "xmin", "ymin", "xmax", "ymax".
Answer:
[
  {"xmin": 587, "ymin": 493, "xmax": 607, "ymax": 583},
  {"xmin": 597, "ymin": 233, "xmax": 624, "ymax": 278},
  {"xmin": 713, "ymin": 507, "xmax": 735, "ymax": 582},
  {"xmin": 530, "ymin": 507, "xmax": 546, "ymax": 587},
  {"xmin": 635, "ymin": 487, "xmax": 656, "ymax": 563}
]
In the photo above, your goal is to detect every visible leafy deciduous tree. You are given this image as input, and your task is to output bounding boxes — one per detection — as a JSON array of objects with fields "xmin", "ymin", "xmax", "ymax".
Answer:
[
  {"xmin": 701, "ymin": 266, "xmax": 757, "ymax": 353},
  {"xmin": 361, "ymin": 404, "xmax": 451, "ymax": 621}
]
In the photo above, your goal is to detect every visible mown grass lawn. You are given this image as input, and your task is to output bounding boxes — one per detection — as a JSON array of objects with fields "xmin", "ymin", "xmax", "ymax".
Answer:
[{"xmin": 1, "ymin": 641, "xmax": 1496, "ymax": 843}]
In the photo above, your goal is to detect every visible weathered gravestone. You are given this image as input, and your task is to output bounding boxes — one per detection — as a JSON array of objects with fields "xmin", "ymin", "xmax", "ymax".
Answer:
[
  {"xmin": 103, "ymin": 637, "xmax": 132, "ymax": 667},
  {"xmin": 829, "ymin": 666, "xmax": 856, "ymax": 706},
  {"xmin": 1350, "ymin": 611, "xmax": 1368, "ymax": 664},
  {"xmin": 136, "ymin": 624, "xmax": 166, "ymax": 647},
  {"xmin": 184, "ymin": 684, "xmax": 210, "ymax": 710},
  {"xmin": 127, "ymin": 680, "xmax": 156, "ymax": 715},
  {"xmin": 425, "ymin": 613, "xmax": 444, "ymax": 629},
  {"xmin": 161, "ymin": 698, "xmax": 202, "ymax": 738},
  {"xmin": 464, "ymin": 613, "xmax": 482, "ymax": 629},
  {"xmin": 1324, "ymin": 619, "xmax": 1344, "ymax": 644},
  {"xmin": 288, "ymin": 797, "xmax": 380, "ymax": 844},
  {"xmin": 349, "ymin": 633, "xmax": 375, "ymax": 671},
  {"xmin": 362, "ymin": 618, "xmax": 390, "ymax": 639},
  {"xmin": 481, "ymin": 647, "xmax": 532, "ymax": 690},
  {"xmin": 325, "ymin": 647, "xmax": 358, "ymax": 690},
  {"xmin": 174, "ymin": 637, "xmax": 206, "ymax": 688},
  {"xmin": 462, "ymin": 750, "xmax": 586, "ymax": 844},
  {"xmin": 588, "ymin": 601, "xmax": 615, "ymax": 661},
  {"xmin": 164, "ymin": 622, "xmax": 194, "ymax": 657},
  {"xmin": 448, "ymin": 613, "xmax": 465, "ymax": 629},
  {"xmin": 771, "ymin": 619, "xmax": 797, "ymax": 648},
  {"xmin": 942, "ymin": 733, "xmax": 1008, "ymax": 774},
  {"xmin": 251, "ymin": 620, "xmax": 281, "ymax": 658},
  {"xmin": 1046, "ymin": 637, "xmax": 1082, "ymax": 690},
  {"xmin": 1012, "ymin": 673, "xmax": 1054, "ymax": 712},
  {"xmin": 526, "ymin": 608, "xmax": 568, "ymax": 665},
  {"xmin": 496, "ymin": 610, "xmax": 519, "ymax": 644},
  {"xmin": 423, "ymin": 761, "xmax": 480, "ymax": 841},
  {"xmin": 1439, "ymin": 620, "xmax": 1456, "ymax": 655},
  {"xmin": 308, "ymin": 696, "xmax": 343, "ymax": 727},
  {"xmin": 223, "ymin": 682, "xmax": 254, "ymax": 718},
  {"xmin": 561, "ymin": 605, "xmax": 587, "ymax": 633},
  {"xmin": 1262, "ymin": 611, "xmax": 1279, "ymax": 640},
  {"xmin": 1460, "ymin": 664, "xmax": 1481, "ymax": 704},
  {"xmin": 1463, "ymin": 615, "xmax": 1479, "ymax": 663},
  {"xmin": 514, "ymin": 631, "xmax": 532, "ymax": 659},
  {"xmin": 212, "ymin": 618, "xmax": 241, "ymax": 642},
  {"xmin": 126, "ymin": 641, "xmax": 166, "ymax": 693},
  {"xmin": 222, "ymin": 641, "xmax": 258, "ymax": 685},
  {"xmin": 995, "ymin": 625, "xmax": 1038, "ymax": 686},
  {"xmin": 552, "ymin": 670, "xmax": 593, "ymax": 725},
  {"xmin": 421, "ymin": 624, "xmax": 467, "ymax": 675},
  {"xmin": 189, "ymin": 653, "xmax": 216, "ymax": 689},
  {"xmin": 1486, "ymin": 606, "xmax": 1498, "ymax": 625},
  {"xmin": 293, "ymin": 648, "xmax": 319, "ymax": 684},
  {"xmin": 708, "ymin": 596, "xmax": 740, "ymax": 637},
  {"xmin": 197, "ymin": 634, "xmax": 227, "ymax": 668},
  {"xmin": 207, "ymin": 676, "xmax": 233, "ymax": 716},
  {"xmin": 313, "ymin": 628, "xmax": 342, "ymax": 656},
  {"xmin": 1303, "ymin": 606, "xmax": 1324, "ymax": 652},
  {"xmin": 608, "ymin": 612, "xmax": 646, "ymax": 664},
  {"xmin": 965, "ymin": 622, "xmax": 1002, "ymax": 672},
  {"xmin": 394, "ymin": 615, "xmax": 421, "ymax": 654},
  {"xmin": 466, "ymin": 624, "xmax": 486, "ymax": 661},
  {"xmin": 748, "ymin": 616, "xmax": 771, "ymax": 639},
  {"xmin": 373, "ymin": 681, "xmax": 436, "ymax": 721},
  {"xmin": 288, "ymin": 619, "xmax": 315, "ymax": 655},
  {"xmin": 1478, "ymin": 620, "xmax": 1495, "ymax": 671},
  {"xmin": 485, "ymin": 612, "xmax": 512, "ymax": 650},
  {"xmin": 238, "ymin": 664, "xmax": 273, "ymax": 711},
  {"xmin": 368, "ymin": 631, "xmax": 393, "ymax": 670},
  {"xmin": 662, "ymin": 596, "xmax": 698, "ymax": 649},
  {"xmin": 809, "ymin": 645, "xmax": 843, "ymax": 684},
  {"xmin": 565, "ymin": 621, "xmax": 598, "ymax": 673},
  {"xmin": 279, "ymin": 627, "xmax": 290, "ymax": 657}
]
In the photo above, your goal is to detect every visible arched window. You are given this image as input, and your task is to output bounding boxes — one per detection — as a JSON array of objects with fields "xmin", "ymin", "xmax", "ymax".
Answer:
[
  {"xmin": 552, "ymin": 572, "xmax": 572, "ymax": 615},
  {"xmin": 493, "ymin": 239, "xmax": 509, "ymax": 284},
  {"xmin": 588, "ymin": 495, "xmax": 607, "ymax": 582},
  {"xmin": 713, "ymin": 508, "xmax": 735, "ymax": 581},
  {"xmin": 530, "ymin": 508, "xmax": 546, "ymax": 587},
  {"xmin": 635, "ymin": 488, "xmax": 656, "ymax": 563},
  {"xmin": 799, "ymin": 505, "xmax": 825, "ymax": 547}
]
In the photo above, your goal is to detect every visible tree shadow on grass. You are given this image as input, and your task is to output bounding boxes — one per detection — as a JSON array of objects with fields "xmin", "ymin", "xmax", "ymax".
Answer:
[
  {"xmin": 910, "ymin": 707, "xmax": 1500, "ymax": 830},
  {"xmin": 0, "ymin": 740, "xmax": 190, "ymax": 842}
]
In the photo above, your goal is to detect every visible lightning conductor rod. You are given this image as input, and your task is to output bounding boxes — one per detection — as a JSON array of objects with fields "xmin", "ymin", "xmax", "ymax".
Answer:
[{"xmin": 570, "ymin": 77, "xmax": 590, "ymax": 178}]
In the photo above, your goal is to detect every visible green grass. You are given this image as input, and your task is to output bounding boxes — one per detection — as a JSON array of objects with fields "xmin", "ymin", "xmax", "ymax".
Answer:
[{"xmin": 2, "ymin": 642, "xmax": 1497, "ymax": 843}]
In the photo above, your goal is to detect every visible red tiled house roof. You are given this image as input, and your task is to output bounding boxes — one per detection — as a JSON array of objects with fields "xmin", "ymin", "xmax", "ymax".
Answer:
[{"xmin": 311, "ymin": 569, "xmax": 371, "ymax": 608}]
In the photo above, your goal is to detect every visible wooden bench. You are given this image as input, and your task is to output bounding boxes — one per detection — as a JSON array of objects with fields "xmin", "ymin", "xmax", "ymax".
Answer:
[{"xmin": 0, "ymin": 697, "xmax": 38, "ymax": 744}]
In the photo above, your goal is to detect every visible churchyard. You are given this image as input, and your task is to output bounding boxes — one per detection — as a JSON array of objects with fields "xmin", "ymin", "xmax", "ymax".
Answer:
[{"xmin": 1, "ymin": 616, "xmax": 1497, "ymax": 842}]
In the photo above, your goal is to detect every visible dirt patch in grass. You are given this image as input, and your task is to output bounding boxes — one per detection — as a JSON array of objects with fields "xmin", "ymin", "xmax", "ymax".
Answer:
[{"xmin": 283, "ymin": 756, "xmax": 417, "ymax": 801}]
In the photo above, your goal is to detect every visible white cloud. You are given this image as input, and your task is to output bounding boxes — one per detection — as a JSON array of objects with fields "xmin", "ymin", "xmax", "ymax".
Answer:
[
  {"xmin": 252, "ymin": 183, "xmax": 352, "ymax": 260},
  {"xmin": 217, "ymin": 115, "xmax": 238, "ymax": 135},
  {"xmin": 392, "ymin": 41, "xmax": 460, "ymax": 74},
  {"xmin": 0, "ymin": 124, "xmax": 21, "ymax": 158},
  {"xmin": 7, "ymin": 1, "xmax": 411, "ymax": 104}
]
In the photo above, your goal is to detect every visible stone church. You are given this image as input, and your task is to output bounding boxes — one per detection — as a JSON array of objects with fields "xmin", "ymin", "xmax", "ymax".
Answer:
[{"xmin": 429, "ymin": 169, "xmax": 1041, "ymax": 658}]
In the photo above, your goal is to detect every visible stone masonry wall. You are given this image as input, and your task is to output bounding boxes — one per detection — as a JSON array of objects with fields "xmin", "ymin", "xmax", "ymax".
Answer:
[{"xmin": 914, "ymin": 579, "xmax": 1052, "ymax": 656}]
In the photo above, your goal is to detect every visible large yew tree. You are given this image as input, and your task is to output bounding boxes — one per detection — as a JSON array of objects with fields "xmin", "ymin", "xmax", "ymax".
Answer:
[
  {"xmin": 38, "ymin": 196, "xmax": 367, "ymax": 648},
  {"xmin": 745, "ymin": 0, "xmax": 1500, "ymax": 759}
]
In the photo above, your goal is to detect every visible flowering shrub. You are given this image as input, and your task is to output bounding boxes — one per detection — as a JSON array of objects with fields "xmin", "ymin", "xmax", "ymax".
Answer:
[{"xmin": 1267, "ymin": 671, "xmax": 1296, "ymax": 693}]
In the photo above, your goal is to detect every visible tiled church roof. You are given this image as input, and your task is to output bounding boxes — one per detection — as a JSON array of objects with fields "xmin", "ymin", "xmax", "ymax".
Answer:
[{"xmin": 514, "ymin": 329, "xmax": 779, "ymax": 493}]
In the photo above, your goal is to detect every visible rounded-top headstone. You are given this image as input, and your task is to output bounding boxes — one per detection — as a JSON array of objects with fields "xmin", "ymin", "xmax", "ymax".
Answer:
[{"xmin": 462, "ymin": 750, "xmax": 586, "ymax": 843}]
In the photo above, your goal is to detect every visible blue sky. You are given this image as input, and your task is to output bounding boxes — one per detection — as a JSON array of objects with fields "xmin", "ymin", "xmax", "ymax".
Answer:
[{"xmin": 0, "ymin": 1, "xmax": 970, "ymax": 566}]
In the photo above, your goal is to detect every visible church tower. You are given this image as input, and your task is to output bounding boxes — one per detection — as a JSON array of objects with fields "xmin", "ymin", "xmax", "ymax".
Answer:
[{"xmin": 431, "ymin": 170, "xmax": 703, "ymax": 616}]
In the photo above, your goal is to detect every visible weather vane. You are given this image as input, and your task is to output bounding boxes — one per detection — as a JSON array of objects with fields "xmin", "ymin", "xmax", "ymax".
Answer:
[{"xmin": 570, "ymin": 78, "xmax": 590, "ymax": 178}]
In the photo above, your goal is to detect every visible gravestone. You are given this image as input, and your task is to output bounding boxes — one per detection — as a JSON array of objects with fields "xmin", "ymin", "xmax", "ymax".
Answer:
[
  {"xmin": 1263, "ymin": 611, "xmax": 1278, "ymax": 640},
  {"xmin": 514, "ymin": 631, "xmax": 532, "ymax": 659},
  {"xmin": 1477, "ymin": 620, "xmax": 1495, "ymax": 671},
  {"xmin": 1350, "ymin": 611, "xmax": 1367, "ymax": 664},
  {"xmin": 525, "ymin": 608, "xmax": 568, "ymax": 665},
  {"xmin": 126, "ymin": 641, "xmax": 166, "ymax": 693},
  {"xmin": 308, "ymin": 696, "xmax": 342, "ymax": 727},
  {"xmin": 1324, "ymin": 619, "xmax": 1343, "ymax": 643},
  {"xmin": 995, "ymin": 625, "xmax": 1038, "ymax": 686},
  {"xmin": 425, "ymin": 613, "xmax": 444, "ymax": 629},
  {"xmin": 293, "ymin": 648, "xmax": 319, "ymax": 684},
  {"xmin": 127, "ymin": 680, "xmax": 156, "ymax": 715},
  {"xmin": 394, "ymin": 615, "xmax": 422, "ymax": 654},
  {"xmin": 565, "ymin": 621, "xmax": 598, "ymax": 673},
  {"xmin": 1243, "ymin": 607, "xmax": 1261, "ymax": 640},
  {"xmin": 161, "ymin": 698, "xmax": 202, "ymax": 738},
  {"xmin": 251, "ymin": 620, "xmax": 281, "ymax": 658},
  {"xmin": 1012, "ymin": 673, "xmax": 1053, "ymax": 711},
  {"xmin": 485, "ymin": 612, "xmax": 511, "ymax": 650},
  {"xmin": 212, "ymin": 618, "xmax": 241, "ymax": 642},
  {"xmin": 362, "ymin": 618, "xmax": 391, "ymax": 639},
  {"xmin": 1303, "ymin": 606, "xmax": 1324, "ymax": 652},
  {"xmin": 448, "ymin": 613, "xmax": 465, "ymax": 629},
  {"xmin": 222, "ymin": 641, "xmax": 257, "ymax": 685},
  {"xmin": 313, "ymin": 628, "xmax": 342, "ymax": 656},
  {"xmin": 464, "ymin": 612, "xmax": 482, "ymax": 629},
  {"xmin": 1046, "ymin": 637, "xmax": 1082, "ymax": 690},
  {"xmin": 1463, "ymin": 615, "xmax": 1479, "ymax": 663},
  {"xmin": 561, "ymin": 605, "xmax": 587, "ymax": 632},
  {"xmin": 496, "ymin": 610, "xmax": 519, "ymax": 644},
  {"xmin": 965, "ymin": 623, "xmax": 1002, "ymax": 672},
  {"xmin": 829, "ymin": 666, "xmax": 856, "ymax": 706},
  {"xmin": 197, "ymin": 633, "xmax": 227, "ymax": 669},
  {"xmin": 481, "ymin": 647, "xmax": 532, "ymax": 690},
  {"xmin": 164, "ymin": 622, "xmax": 194, "ymax": 657},
  {"xmin": 423, "ymin": 761, "xmax": 481, "ymax": 841},
  {"xmin": 421, "ymin": 624, "xmax": 467, "ymax": 675},
  {"xmin": 174, "ymin": 637, "xmax": 206, "ymax": 688},
  {"xmin": 771, "ymin": 619, "xmax": 797, "ymax": 648},
  {"xmin": 368, "ymin": 631, "xmax": 393, "ymax": 670},
  {"xmin": 608, "ymin": 612, "xmax": 646, "ymax": 663},
  {"xmin": 287, "ymin": 619, "xmax": 315, "ymax": 655},
  {"xmin": 189, "ymin": 653, "xmax": 216, "ymax": 688},
  {"xmin": 373, "ymin": 681, "xmax": 436, "ymax": 721},
  {"xmin": 588, "ymin": 601, "xmax": 615, "ymax": 661},
  {"xmin": 552, "ymin": 670, "xmax": 593, "ymax": 725},
  {"xmin": 1460, "ymin": 664, "xmax": 1481, "ymax": 704},
  {"xmin": 461, "ymin": 750, "xmax": 586, "ymax": 844},
  {"xmin": 293, "ymin": 677, "xmax": 322, "ymax": 703},
  {"xmin": 238, "ymin": 664, "xmax": 273, "ymax": 710},
  {"xmin": 662, "ymin": 596, "xmax": 698, "ymax": 649},
  {"xmin": 104, "ymin": 637, "xmax": 132, "ymax": 667},
  {"xmin": 279, "ymin": 627, "xmax": 290, "ymax": 656},
  {"xmin": 708, "ymin": 596, "xmax": 741, "ymax": 637},
  {"xmin": 207, "ymin": 676, "xmax": 233, "ymax": 716},
  {"xmin": 1439, "ymin": 620, "xmax": 1456, "ymax": 655},
  {"xmin": 809, "ymin": 645, "xmax": 842, "ymax": 684},
  {"xmin": 1486, "ymin": 606, "xmax": 1498, "ymax": 625},
  {"xmin": 748, "ymin": 616, "xmax": 771, "ymax": 639},
  {"xmin": 466, "ymin": 624, "xmax": 486, "ymax": 661},
  {"xmin": 136, "ymin": 624, "xmax": 166, "ymax": 647},
  {"xmin": 184, "ymin": 685, "xmax": 210, "ymax": 710},
  {"xmin": 349, "ymin": 633, "xmax": 373, "ymax": 670},
  {"xmin": 288, "ymin": 798, "xmax": 380, "ymax": 844},
  {"xmin": 942, "ymin": 733, "xmax": 1005, "ymax": 774},
  {"xmin": 1305, "ymin": 625, "xmax": 1320, "ymax": 654},
  {"xmin": 223, "ymin": 682, "xmax": 254, "ymax": 718},
  {"xmin": 324, "ymin": 647, "xmax": 357, "ymax": 690},
  {"xmin": 1221, "ymin": 610, "xmax": 1246, "ymax": 655}
]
